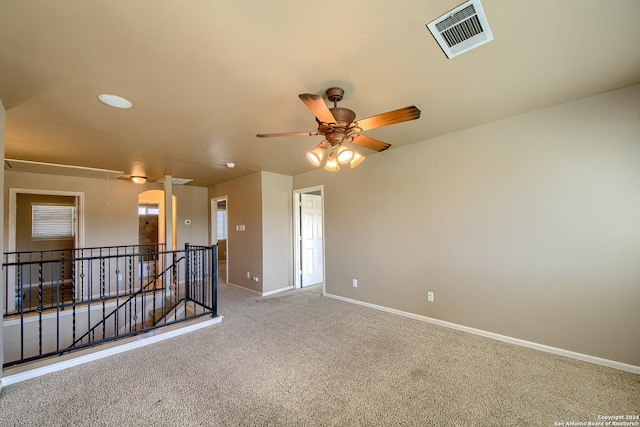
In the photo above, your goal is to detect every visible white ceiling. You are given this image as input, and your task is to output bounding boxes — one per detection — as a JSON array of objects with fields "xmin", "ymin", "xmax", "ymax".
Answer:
[{"xmin": 1, "ymin": 0, "xmax": 638, "ymax": 187}]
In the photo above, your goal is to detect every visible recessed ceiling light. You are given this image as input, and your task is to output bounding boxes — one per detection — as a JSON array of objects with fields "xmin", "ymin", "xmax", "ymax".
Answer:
[
  {"xmin": 98, "ymin": 94, "xmax": 133, "ymax": 109},
  {"xmin": 226, "ymin": 162, "xmax": 236, "ymax": 169}
]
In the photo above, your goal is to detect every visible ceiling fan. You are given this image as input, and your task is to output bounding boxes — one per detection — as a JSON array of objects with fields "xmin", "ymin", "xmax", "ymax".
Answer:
[{"xmin": 256, "ymin": 87, "xmax": 421, "ymax": 171}]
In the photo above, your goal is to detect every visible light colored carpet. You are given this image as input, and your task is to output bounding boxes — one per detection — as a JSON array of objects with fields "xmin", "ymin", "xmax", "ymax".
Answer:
[{"xmin": 1, "ymin": 282, "xmax": 638, "ymax": 426}]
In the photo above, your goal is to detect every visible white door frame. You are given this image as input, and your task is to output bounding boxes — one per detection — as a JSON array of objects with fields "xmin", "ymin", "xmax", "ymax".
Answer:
[
  {"xmin": 8, "ymin": 188, "xmax": 85, "ymax": 252},
  {"xmin": 293, "ymin": 185, "xmax": 325, "ymax": 294},
  {"xmin": 211, "ymin": 196, "xmax": 228, "ymax": 283},
  {"xmin": 6, "ymin": 188, "xmax": 85, "ymax": 313}
]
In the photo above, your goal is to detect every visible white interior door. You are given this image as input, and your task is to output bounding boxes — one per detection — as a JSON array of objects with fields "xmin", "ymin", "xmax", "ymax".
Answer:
[{"xmin": 300, "ymin": 193, "xmax": 323, "ymax": 287}]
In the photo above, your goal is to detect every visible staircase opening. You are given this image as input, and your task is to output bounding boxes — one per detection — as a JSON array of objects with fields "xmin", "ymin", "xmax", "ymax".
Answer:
[{"xmin": 3, "ymin": 243, "xmax": 218, "ymax": 368}]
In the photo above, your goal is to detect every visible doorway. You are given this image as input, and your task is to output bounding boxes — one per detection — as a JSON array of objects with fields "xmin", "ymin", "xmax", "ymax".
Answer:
[
  {"xmin": 138, "ymin": 204, "xmax": 159, "ymax": 248},
  {"xmin": 138, "ymin": 190, "xmax": 176, "ymax": 290},
  {"xmin": 7, "ymin": 189, "xmax": 85, "ymax": 313},
  {"xmin": 293, "ymin": 186, "xmax": 325, "ymax": 290},
  {"xmin": 138, "ymin": 203, "xmax": 160, "ymax": 280},
  {"xmin": 211, "ymin": 196, "xmax": 228, "ymax": 284}
]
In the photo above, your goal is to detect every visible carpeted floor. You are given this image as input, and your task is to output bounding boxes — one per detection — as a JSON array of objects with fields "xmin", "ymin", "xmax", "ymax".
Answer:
[{"xmin": 1, "ymin": 282, "xmax": 638, "ymax": 426}]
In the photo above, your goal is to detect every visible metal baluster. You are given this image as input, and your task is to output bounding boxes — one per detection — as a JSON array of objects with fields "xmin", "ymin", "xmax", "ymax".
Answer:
[
  {"xmin": 80, "ymin": 249, "xmax": 85, "ymax": 302},
  {"xmin": 28, "ymin": 252, "xmax": 34, "ymax": 311},
  {"xmin": 60, "ymin": 253, "xmax": 65, "ymax": 311},
  {"xmin": 71, "ymin": 251, "xmax": 77, "ymax": 346},
  {"xmin": 199, "ymin": 247, "xmax": 205, "ymax": 313},
  {"xmin": 37, "ymin": 260, "xmax": 44, "ymax": 356},
  {"xmin": 128, "ymin": 255, "xmax": 133, "ymax": 332},
  {"xmin": 87, "ymin": 257, "xmax": 92, "ymax": 344},
  {"xmin": 185, "ymin": 243, "xmax": 190, "ymax": 303},
  {"xmin": 194, "ymin": 247, "xmax": 200, "ymax": 310},
  {"xmin": 171, "ymin": 251, "xmax": 177, "ymax": 308},
  {"xmin": 141, "ymin": 251, "xmax": 146, "ymax": 331},
  {"xmin": 151, "ymin": 248, "xmax": 157, "ymax": 327},
  {"xmin": 134, "ymin": 251, "xmax": 141, "ymax": 331},
  {"xmin": 194, "ymin": 248, "xmax": 199, "ymax": 310},
  {"xmin": 56, "ymin": 257, "xmax": 61, "ymax": 352},
  {"xmin": 212, "ymin": 244, "xmax": 218, "ymax": 317},
  {"xmin": 16, "ymin": 253, "xmax": 22, "ymax": 312},
  {"xmin": 101, "ymin": 257, "xmax": 106, "ymax": 339},
  {"xmin": 201, "ymin": 248, "xmax": 206, "ymax": 309},
  {"xmin": 18, "ymin": 262, "xmax": 25, "ymax": 361},
  {"xmin": 114, "ymin": 247, "xmax": 120, "ymax": 337}
]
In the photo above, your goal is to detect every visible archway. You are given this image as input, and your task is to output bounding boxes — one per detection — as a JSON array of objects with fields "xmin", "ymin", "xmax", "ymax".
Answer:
[{"xmin": 138, "ymin": 190, "xmax": 177, "ymax": 250}]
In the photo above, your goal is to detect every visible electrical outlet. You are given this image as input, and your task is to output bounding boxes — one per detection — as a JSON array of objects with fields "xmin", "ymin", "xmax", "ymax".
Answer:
[
  {"xmin": 353, "ymin": 279, "xmax": 358, "ymax": 288},
  {"xmin": 246, "ymin": 272, "xmax": 251, "ymax": 279},
  {"xmin": 118, "ymin": 274, "xmax": 122, "ymax": 282},
  {"xmin": 427, "ymin": 292, "xmax": 434, "ymax": 302},
  {"xmin": 252, "ymin": 277, "xmax": 259, "ymax": 282}
]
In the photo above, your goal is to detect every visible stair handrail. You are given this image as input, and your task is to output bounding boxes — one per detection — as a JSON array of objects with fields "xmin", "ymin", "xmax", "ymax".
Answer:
[
  {"xmin": 149, "ymin": 297, "xmax": 187, "ymax": 327},
  {"xmin": 66, "ymin": 255, "xmax": 185, "ymax": 349},
  {"xmin": 149, "ymin": 294, "xmax": 214, "ymax": 328}
]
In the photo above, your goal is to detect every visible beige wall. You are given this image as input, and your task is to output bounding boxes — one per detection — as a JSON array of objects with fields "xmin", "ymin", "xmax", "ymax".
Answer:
[
  {"xmin": 173, "ymin": 185, "xmax": 209, "ymax": 247},
  {"xmin": 261, "ymin": 171, "xmax": 293, "ymax": 293},
  {"xmin": 294, "ymin": 84, "xmax": 640, "ymax": 366},
  {"xmin": 4, "ymin": 171, "xmax": 142, "ymax": 248},
  {"xmin": 210, "ymin": 171, "xmax": 294, "ymax": 293},
  {"xmin": 4, "ymin": 171, "xmax": 210, "ymax": 251},
  {"xmin": 211, "ymin": 172, "xmax": 263, "ymax": 292}
]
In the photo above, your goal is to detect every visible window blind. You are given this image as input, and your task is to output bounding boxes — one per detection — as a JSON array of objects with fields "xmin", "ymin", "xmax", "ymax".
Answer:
[{"xmin": 32, "ymin": 204, "xmax": 76, "ymax": 239}]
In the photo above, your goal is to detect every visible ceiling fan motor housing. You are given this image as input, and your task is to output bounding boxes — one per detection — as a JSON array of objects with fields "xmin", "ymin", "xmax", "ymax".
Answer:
[
  {"xmin": 329, "ymin": 107, "xmax": 356, "ymax": 124},
  {"xmin": 317, "ymin": 107, "xmax": 357, "ymax": 145}
]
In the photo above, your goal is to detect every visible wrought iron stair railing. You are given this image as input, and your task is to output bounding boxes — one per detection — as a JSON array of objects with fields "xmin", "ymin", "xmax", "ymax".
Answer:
[
  {"xmin": 2, "ymin": 243, "xmax": 217, "ymax": 369},
  {"xmin": 67, "ymin": 255, "xmax": 182, "ymax": 349}
]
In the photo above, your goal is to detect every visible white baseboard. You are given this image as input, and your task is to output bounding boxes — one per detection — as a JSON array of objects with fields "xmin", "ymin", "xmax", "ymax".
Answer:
[
  {"xmin": 225, "ymin": 281, "xmax": 262, "ymax": 295},
  {"xmin": 225, "ymin": 282, "xmax": 294, "ymax": 297},
  {"xmin": 324, "ymin": 293, "xmax": 640, "ymax": 375},
  {"xmin": 1, "ymin": 316, "xmax": 223, "ymax": 388},
  {"xmin": 262, "ymin": 286, "xmax": 294, "ymax": 297}
]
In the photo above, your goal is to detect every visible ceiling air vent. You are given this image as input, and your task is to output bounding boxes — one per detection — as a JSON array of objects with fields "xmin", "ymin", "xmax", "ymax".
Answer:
[
  {"xmin": 155, "ymin": 177, "xmax": 194, "ymax": 185},
  {"xmin": 426, "ymin": 0, "xmax": 493, "ymax": 59}
]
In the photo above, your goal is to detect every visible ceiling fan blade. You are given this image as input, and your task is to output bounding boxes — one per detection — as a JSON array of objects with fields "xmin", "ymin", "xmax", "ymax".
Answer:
[
  {"xmin": 351, "ymin": 134, "xmax": 391, "ymax": 152},
  {"xmin": 299, "ymin": 93, "xmax": 336, "ymax": 124},
  {"xmin": 256, "ymin": 131, "xmax": 319, "ymax": 138},
  {"xmin": 356, "ymin": 106, "xmax": 421, "ymax": 131}
]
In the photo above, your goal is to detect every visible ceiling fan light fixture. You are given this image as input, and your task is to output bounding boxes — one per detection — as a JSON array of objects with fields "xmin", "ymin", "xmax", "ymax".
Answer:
[
  {"xmin": 350, "ymin": 152, "xmax": 366, "ymax": 169},
  {"xmin": 336, "ymin": 146, "xmax": 354, "ymax": 164},
  {"xmin": 307, "ymin": 146, "xmax": 327, "ymax": 167},
  {"xmin": 324, "ymin": 154, "xmax": 339, "ymax": 172},
  {"xmin": 131, "ymin": 175, "xmax": 147, "ymax": 184}
]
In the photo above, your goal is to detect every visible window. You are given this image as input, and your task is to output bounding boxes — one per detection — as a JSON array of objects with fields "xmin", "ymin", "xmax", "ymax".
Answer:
[
  {"xmin": 217, "ymin": 210, "xmax": 227, "ymax": 240},
  {"xmin": 32, "ymin": 204, "xmax": 76, "ymax": 239},
  {"xmin": 139, "ymin": 205, "xmax": 159, "ymax": 215}
]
